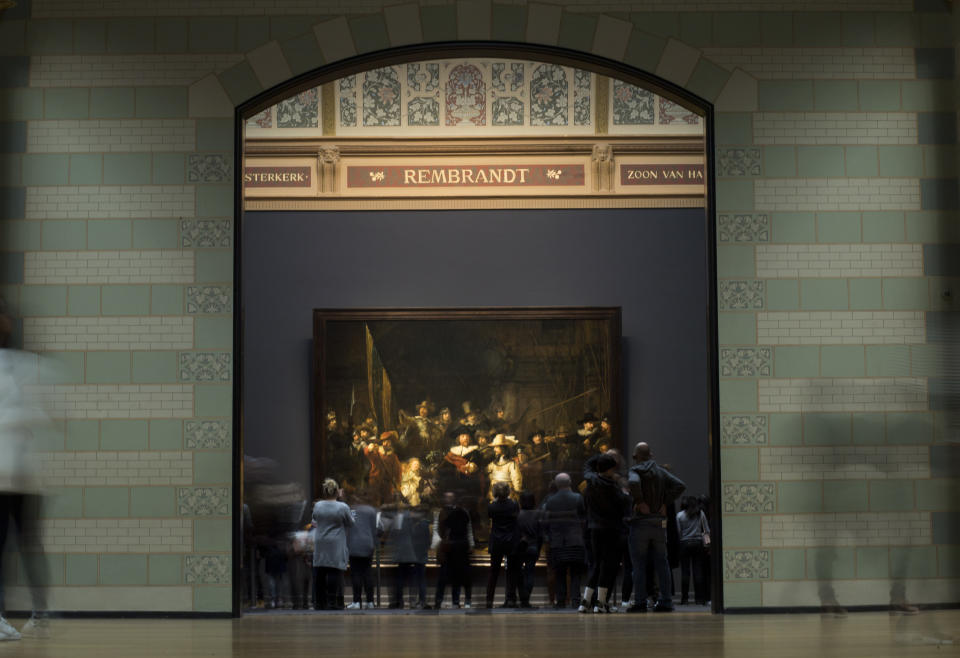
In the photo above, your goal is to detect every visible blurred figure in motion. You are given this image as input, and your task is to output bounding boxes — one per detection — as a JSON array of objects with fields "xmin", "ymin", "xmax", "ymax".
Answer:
[
  {"xmin": 312, "ymin": 478, "xmax": 353, "ymax": 610},
  {"xmin": 0, "ymin": 306, "xmax": 50, "ymax": 640}
]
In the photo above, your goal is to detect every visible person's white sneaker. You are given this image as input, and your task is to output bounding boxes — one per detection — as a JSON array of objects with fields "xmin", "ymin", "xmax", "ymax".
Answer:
[
  {"xmin": 0, "ymin": 617, "xmax": 21, "ymax": 641},
  {"xmin": 577, "ymin": 604, "xmax": 589, "ymax": 613},
  {"xmin": 19, "ymin": 614, "xmax": 49, "ymax": 639},
  {"xmin": 346, "ymin": 602, "xmax": 361, "ymax": 610},
  {"xmin": 462, "ymin": 603, "xmax": 471, "ymax": 609}
]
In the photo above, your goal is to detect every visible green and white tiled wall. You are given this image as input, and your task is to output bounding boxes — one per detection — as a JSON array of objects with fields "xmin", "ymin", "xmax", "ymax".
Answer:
[{"xmin": 1, "ymin": 0, "xmax": 958, "ymax": 611}]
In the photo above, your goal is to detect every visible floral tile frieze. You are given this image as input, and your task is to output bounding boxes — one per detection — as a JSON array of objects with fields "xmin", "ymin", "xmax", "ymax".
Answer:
[
  {"xmin": 187, "ymin": 154, "xmax": 232, "ymax": 183},
  {"xmin": 277, "ymin": 88, "xmax": 319, "ymax": 128},
  {"xmin": 720, "ymin": 347, "xmax": 772, "ymax": 377},
  {"xmin": 723, "ymin": 550, "xmax": 771, "ymax": 580},
  {"xmin": 723, "ymin": 483, "xmax": 776, "ymax": 513},
  {"xmin": 530, "ymin": 63, "xmax": 568, "ymax": 126},
  {"xmin": 181, "ymin": 219, "xmax": 232, "ymax": 248},
  {"xmin": 179, "ymin": 352, "xmax": 231, "ymax": 382},
  {"xmin": 339, "ymin": 75, "xmax": 357, "ymax": 126},
  {"xmin": 659, "ymin": 98, "xmax": 700, "ymax": 125},
  {"xmin": 718, "ymin": 148, "xmax": 761, "ymax": 177},
  {"xmin": 364, "ymin": 66, "xmax": 402, "ymax": 127},
  {"xmin": 178, "ymin": 487, "xmax": 230, "ymax": 516},
  {"xmin": 185, "ymin": 420, "xmax": 231, "ymax": 449},
  {"xmin": 185, "ymin": 554, "xmax": 231, "ymax": 584},
  {"xmin": 186, "ymin": 286, "xmax": 232, "ymax": 314},
  {"xmin": 612, "ymin": 79, "xmax": 653, "ymax": 125},
  {"xmin": 721, "ymin": 415, "xmax": 769, "ymax": 445},
  {"xmin": 719, "ymin": 214, "xmax": 770, "ymax": 243},
  {"xmin": 719, "ymin": 280, "xmax": 765, "ymax": 311}
]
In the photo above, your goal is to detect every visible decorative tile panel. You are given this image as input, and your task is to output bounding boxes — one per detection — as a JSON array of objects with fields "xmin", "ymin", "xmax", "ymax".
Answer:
[
  {"xmin": 723, "ymin": 483, "xmax": 776, "ymax": 513},
  {"xmin": 446, "ymin": 63, "xmax": 485, "ymax": 126},
  {"xmin": 277, "ymin": 88, "xmax": 319, "ymax": 128},
  {"xmin": 364, "ymin": 66, "xmax": 401, "ymax": 127},
  {"xmin": 612, "ymin": 79, "xmax": 653, "ymax": 125},
  {"xmin": 574, "ymin": 68, "xmax": 591, "ymax": 126},
  {"xmin": 247, "ymin": 109, "xmax": 271, "ymax": 129},
  {"xmin": 492, "ymin": 97, "xmax": 523, "ymax": 126},
  {"xmin": 492, "ymin": 62, "xmax": 523, "ymax": 92},
  {"xmin": 407, "ymin": 63, "xmax": 439, "ymax": 93},
  {"xmin": 721, "ymin": 415, "xmax": 769, "ymax": 445},
  {"xmin": 407, "ymin": 97, "xmax": 440, "ymax": 126},
  {"xmin": 659, "ymin": 98, "xmax": 700, "ymax": 125},
  {"xmin": 718, "ymin": 148, "xmax": 762, "ymax": 177},
  {"xmin": 720, "ymin": 347, "xmax": 772, "ymax": 377},
  {"xmin": 179, "ymin": 352, "xmax": 232, "ymax": 382},
  {"xmin": 719, "ymin": 280, "xmax": 765, "ymax": 311},
  {"xmin": 185, "ymin": 555, "xmax": 231, "ymax": 584},
  {"xmin": 185, "ymin": 420, "xmax": 231, "ymax": 449},
  {"xmin": 339, "ymin": 75, "xmax": 357, "ymax": 127},
  {"xmin": 719, "ymin": 214, "xmax": 770, "ymax": 242},
  {"xmin": 178, "ymin": 487, "xmax": 230, "ymax": 516},
  {"xmin": 530, "ymin": 63, "xmax": 568, "ymax": 126},
  {"xmin": 188, "ymin": 154, "xmax": 232, "ymax": 183},
  {"xmin": 181, "ymin": 219, "xmax": 232, "ymax": 248},
  {"xmin": 186, "ymin": 286, "xmax": 233, "ymax": 314},
  {"xmin": 724, "ymin": 550, "xmax": 771, "ymax": 580}
]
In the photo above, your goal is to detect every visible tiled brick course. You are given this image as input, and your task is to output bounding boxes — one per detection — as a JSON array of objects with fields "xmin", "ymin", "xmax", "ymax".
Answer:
[
  {"xmin": 755, "ymin": 179, "xmax": 920, "ymax": 212},
  {"xmin": 24, "ymin": 384, "xmax": 193, "ymax": 419},
  {"xmin": 759, "ymin": 377, "xmax": 928, "ymax": 413},
  {"xmin": 27, "ymin": 120, "xmax": 195, "ymax": 153},
  {"xmin": 26, "ymin": 186, "xmax": 194, "ymax": 219},
  {"xmin": 759, "ymin": 446, "xmax": 929, "ymax": 481},
  {"xmin": 25, "ymin": 250, "xmax": 194, "ymax": 285},
  {"xmin": 758, "ymin": 311, "xmax": 925, "ymax": 345},
  {"xmin": 754, "ymin": 112, "xmax": 917, "ymax": 145},
  {"xmin": 703, "ymin": 48, "xmax": 915, "ymax": 80},
  {"xmin": 756, "ymin": 244, "xmax": 922, "ymax": 279},
  {"xmin": 23, "ymin": 317, "xmax": 194, "ymax": 351},
  {"xmin": 761, "ymin": 512, "xmax": 931, "ymax": 547}
]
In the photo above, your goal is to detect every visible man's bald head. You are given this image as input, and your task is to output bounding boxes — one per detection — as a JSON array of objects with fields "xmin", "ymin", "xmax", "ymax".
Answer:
[
  {"xmin": 633, "ymin": 442, "xmax": 651, "ymax": 462},
  {"xmin": 554, "ymin": 473, "xmax": 572, "ymax": 489}
]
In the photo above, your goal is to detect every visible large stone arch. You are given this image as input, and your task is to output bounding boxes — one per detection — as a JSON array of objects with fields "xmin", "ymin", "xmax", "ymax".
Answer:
[
  {"xmin": 221, "ymin": 3, "xmax": 751, "ymax": 615},
  {"xmin": 186, "ymin": 2, "xmax": 757, "ymax": 118}
]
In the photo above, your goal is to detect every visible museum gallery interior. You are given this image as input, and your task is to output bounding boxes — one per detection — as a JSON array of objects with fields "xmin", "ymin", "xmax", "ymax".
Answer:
[{"xmin": 0, "ymin": 0, "xmax": 957, "ymax": 654}]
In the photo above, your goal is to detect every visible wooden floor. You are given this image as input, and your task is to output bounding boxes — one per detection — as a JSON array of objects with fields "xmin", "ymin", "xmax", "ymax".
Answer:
[{"xmin": 2, "ymin": 610, "xmax": 957, "ymax": 657}]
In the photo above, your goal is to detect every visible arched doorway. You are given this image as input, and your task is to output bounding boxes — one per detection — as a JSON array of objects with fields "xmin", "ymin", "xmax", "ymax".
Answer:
[{"xmin": 234, "ymin": 43, "xmax": 719, "ymax": 615}]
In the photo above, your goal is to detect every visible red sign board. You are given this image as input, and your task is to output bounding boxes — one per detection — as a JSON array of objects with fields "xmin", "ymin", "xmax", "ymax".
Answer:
[
  {"xmin": 243, "ymin": 166, "xmax": 312, "ymax": 188},
  {"xmin": 620, "ymin": 164, "xmax": 704, "ymax": 185},
  {"xmin": 347, "ymin": 164, "xmax": 584, "ymax": 188}
]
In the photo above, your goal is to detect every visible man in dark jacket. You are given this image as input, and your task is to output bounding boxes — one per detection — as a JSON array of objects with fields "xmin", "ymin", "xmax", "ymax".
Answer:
[
  {"xmin": 580, "ymin": 452, "xmax": 632, "ymax": 613},
  {"xmin": 543, "ymin": 473, "xmax": 586, "ymax": 609},
  {"xmin": 433, "ymin": 492, "xmax": 474, "ymax": 608},
  {"xmin": 626, "ymin": 442, "xmax": 685, "ymax": 612}
]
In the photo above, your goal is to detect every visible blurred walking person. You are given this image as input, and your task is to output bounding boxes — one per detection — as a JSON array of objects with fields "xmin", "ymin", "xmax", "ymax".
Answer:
[{"xmin": 0, "ymin": 307, "xmax": 50, "ymax": 639}]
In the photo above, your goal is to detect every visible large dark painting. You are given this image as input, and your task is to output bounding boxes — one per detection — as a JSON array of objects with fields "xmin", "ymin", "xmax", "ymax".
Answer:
[{"xmin": 313, "ymin": 308, "xmax": 621, "ymax": 511}]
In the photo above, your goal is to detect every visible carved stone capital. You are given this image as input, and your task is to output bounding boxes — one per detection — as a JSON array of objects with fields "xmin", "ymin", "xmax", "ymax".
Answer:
[
  {"xmin": 320, "ymin": 145, "xmax": 341, "ymax": 164},
  {"xmin": 592, "ymin": 143, "xmax": 613, "ymax": 163}
]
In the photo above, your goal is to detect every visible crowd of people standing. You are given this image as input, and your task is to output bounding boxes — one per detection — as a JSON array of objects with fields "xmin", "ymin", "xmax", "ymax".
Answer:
[{"xmin": 257, "ymin": 440, "xmax": 711, "ymax": 612}]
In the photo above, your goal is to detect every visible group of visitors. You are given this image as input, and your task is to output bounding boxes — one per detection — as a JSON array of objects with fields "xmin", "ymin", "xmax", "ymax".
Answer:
[{"xmin": 302, "ymin": 440, "xmax": 710, "ymax": 612}]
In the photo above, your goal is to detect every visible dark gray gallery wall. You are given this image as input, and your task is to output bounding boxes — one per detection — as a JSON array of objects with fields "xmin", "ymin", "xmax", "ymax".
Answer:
[{"xmin": 243, "ymin": 208, "xmax": 711, "ymax": 496}]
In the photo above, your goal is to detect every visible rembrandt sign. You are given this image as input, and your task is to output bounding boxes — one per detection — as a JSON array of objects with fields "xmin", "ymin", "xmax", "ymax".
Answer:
[
  {"xmin": 347, "ymin": 164, "xmax": 584, "ymax": 188},
  {"xmin": 620, "ymin": 164, "xmax": 704, "ymax": 185}
]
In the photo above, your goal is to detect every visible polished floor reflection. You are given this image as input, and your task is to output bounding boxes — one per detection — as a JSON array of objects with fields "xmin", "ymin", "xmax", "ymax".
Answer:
[{"xmin": 2, "ymin": 610, "xmax": 957, "ymax": 657}]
